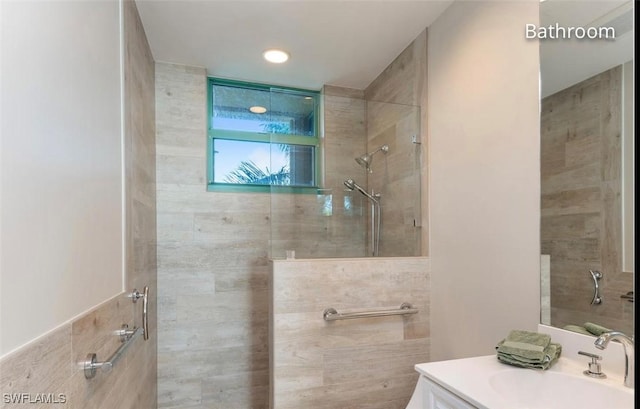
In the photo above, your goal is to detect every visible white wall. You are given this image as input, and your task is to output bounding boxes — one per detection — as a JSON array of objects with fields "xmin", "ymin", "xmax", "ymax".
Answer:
[
  {"xmin": 428, "ymin": 0, "xmax": 541, "ymax": 361},
  {"xmin": 0, "ymin": 0, "xmax": 123, "ymax": 355}
]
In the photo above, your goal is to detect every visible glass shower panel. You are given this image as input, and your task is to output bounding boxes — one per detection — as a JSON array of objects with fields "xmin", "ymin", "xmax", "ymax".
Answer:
[
  {"xmin": 269, "ymin": 188, "xmax": 368, "ymax": 259},
  {"xmin": 365, "ymin": 100, "xmax": 421, "ymax": 257},
  {"xmin": 269, "ymin": 95, "xmax": 421, "ymax": 259}
]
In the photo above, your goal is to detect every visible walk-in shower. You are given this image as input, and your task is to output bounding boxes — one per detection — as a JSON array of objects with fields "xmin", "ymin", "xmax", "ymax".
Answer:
[
  {"xmin": 344, "ymin": 178, "xmax": 381, "ymax": 257},
  {"xmin": 355, "ymin": 144, "xmax": 389, "ymax": 173}
]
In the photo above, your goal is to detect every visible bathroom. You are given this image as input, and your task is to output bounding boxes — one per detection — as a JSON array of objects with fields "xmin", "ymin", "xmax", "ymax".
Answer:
[{"xmin": 0, "ymin": 0, "xmax": 634, "ymax": 408}]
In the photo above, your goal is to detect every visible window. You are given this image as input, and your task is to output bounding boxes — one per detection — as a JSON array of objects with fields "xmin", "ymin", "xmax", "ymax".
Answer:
[{"xmin": 207, "ymin": 78, "xmax": 320, "ymax": 192}]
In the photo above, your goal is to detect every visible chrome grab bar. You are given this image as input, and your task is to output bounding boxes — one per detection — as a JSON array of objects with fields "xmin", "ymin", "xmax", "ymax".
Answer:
[
  {"xmin": 323, "ymin": 302, "xmax": 418, "ymax": 321},
  {"xmin": 142, "ymin": 286, "xmax": 149, "ymax": 340},
  {"xmin": 83, "ymin": 325, "xmax": 142, "ymax": 379},
  {"xmin": 129, "ymin": 286, "xmax": 149, "ymax": 340},
  {"xmin": 83, "ymin": 287, "xmax": 150, "ymax": 379},
  {"xmin": 589, "ymin": 270, "xmax": 603, "ymax": 305}
]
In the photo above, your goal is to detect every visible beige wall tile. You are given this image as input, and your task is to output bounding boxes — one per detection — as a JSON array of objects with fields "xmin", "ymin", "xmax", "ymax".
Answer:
[
  {"xmin": 0, "ymin": 326, "xmax": 73, "ymax": 407},
  {"xmin": 155, "ymin": 61, "xmax": 274, "ymax": 408},
  {"xmin": 270, "ymin": 258, "xmax": 429, "ymax": 408}
]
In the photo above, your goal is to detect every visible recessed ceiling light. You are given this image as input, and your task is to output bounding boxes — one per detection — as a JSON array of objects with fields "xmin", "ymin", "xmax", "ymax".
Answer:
[
  {"xmin": 249, "ymin": 106, "xmax": 267, "ymax": 114},
  {"xmin": 263, "ymin": 49, "xmax": 289, "ymax": 64}
]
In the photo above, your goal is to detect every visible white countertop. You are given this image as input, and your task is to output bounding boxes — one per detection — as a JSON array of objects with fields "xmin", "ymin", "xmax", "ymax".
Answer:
[{"xmin": 415, "ymin": 355, "xmax": 633, "ymax": 409}]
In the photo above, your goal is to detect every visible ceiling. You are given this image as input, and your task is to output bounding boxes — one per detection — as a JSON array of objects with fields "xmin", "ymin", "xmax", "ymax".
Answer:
[
  {"xmin": 135, "ymin": 0, "xmax": 453, "ymax": 91},
  {"xmin": 540, "ymin": 0, "xmax": 634, "ymax": 98},
  {"xmin": 136, "ymin": 0, "xmax": 633, "ymax": 96}
]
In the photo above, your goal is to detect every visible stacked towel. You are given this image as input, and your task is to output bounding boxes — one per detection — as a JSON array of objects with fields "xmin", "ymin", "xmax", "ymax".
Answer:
[
  {"xmin": 563, "ymin": 322, "xmax": 611, "ymax": 337},
  {"xmin": 495, "ymin": 330, "xmax": 562, "ymax": 370},
  {"xmin": 583, "ymin": 322, "xmax": 610, "ymax": 336}
]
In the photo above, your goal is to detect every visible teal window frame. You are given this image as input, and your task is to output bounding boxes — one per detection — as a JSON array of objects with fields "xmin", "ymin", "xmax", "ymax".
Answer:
[{"xmin": 207, "ymin": 77, "xmax": 321, "ymax": 193}]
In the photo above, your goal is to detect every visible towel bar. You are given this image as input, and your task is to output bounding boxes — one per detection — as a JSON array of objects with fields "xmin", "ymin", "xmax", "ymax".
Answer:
[{"xmin": 323, "ymin": 302, "xmax": 418, "ymax": 321}]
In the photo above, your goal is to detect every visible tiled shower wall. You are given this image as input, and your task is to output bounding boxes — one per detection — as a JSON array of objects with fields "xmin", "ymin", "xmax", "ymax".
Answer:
[
  {"xmin": 155, "ymin": 62, "xmax": 272, "ymax": 409},
  {"xmin": 0, "ymin": 2, "xmax": 157, "ymax": 408},
  {"xmin": 155, "ymin": 65, "xmax": 371, "ymax": 408},
  {"xmin": 541, "ymin": 65, "xmax": 633, "ymax": 335},
  {"xmin": 270, "ymin": 257, "xmax": 430, "ymax": 409}
]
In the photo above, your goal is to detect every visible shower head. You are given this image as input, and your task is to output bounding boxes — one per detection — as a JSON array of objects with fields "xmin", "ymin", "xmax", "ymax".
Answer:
[
  {"xmin": 355, "ymin": 144, "xmax": 389, "ymax": 173},
  {"xmin": 355, "ymin": 156, "xmax": 370, "ymax": 168},
  {"xmin": 343, "ymin": 179, "xmax": 378, "ymax": 203}
]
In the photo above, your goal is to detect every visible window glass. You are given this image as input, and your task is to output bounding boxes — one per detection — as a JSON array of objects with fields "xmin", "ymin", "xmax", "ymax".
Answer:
[
  {"xmin": 212, "ymin": 85, "xmax": 316, "ymax": 136},
  {"xmin": 212, "ymin": 140, "xmax": 315, "ymax": 187},
  {"xmin": 209, "ymin": 79, "xmax": 319, "ymax": 190}
]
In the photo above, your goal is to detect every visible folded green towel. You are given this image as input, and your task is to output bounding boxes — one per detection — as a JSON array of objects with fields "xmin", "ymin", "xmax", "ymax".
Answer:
[
  {"xmin": 497, "ymin": 342, "xmax": 562, "ymax": 370},
  {"xmin": 495, "ymin": 330, "xmax": 551, "ymax": 362},
  {"xmin": 563, "ymin": 324, "xmax": 593, "ymax": 336},
  {"xmin": 583, "ymin": 322, "xmax": 610, "ymax": 336}
]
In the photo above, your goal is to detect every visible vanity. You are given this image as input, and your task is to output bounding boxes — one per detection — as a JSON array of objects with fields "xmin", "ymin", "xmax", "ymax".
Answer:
[{"xmin": 413, "ymin": 326, "xmax": 634, "ymax": 409}]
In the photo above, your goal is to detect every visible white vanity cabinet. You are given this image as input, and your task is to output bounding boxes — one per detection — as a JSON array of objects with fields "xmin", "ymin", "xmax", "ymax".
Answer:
[{"xmin": 421, "ymin": 376, "xmax": 478, "ymax": 409}]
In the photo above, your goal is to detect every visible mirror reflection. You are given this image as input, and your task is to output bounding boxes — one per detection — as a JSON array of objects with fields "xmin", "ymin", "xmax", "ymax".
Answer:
[{"xmin": 539, "ymin": 0, "xmax": 634, "ymax": 336}]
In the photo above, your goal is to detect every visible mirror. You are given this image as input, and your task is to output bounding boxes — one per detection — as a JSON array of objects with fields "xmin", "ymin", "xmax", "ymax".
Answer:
[{"xmin": 539, "ymin": 0, "xmax": 634, "ymax": 336}]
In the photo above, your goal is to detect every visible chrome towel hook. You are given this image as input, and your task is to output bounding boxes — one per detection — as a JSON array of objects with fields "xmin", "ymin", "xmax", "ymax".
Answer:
[{"xmin": 589, "ymin": 270, "xmax": 603, "ymax": 305}]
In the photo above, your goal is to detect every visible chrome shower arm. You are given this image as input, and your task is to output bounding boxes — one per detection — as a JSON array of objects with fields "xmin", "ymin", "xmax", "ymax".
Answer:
[{"xmin": 370, "ymin": 144, "xmax": 389, "ymax": 156}]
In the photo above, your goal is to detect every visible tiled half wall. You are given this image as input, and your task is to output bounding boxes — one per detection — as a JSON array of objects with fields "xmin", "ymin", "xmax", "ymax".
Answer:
[{"xmin": 270, "ymin": 257, "xmax": 430, "ymax": 409}]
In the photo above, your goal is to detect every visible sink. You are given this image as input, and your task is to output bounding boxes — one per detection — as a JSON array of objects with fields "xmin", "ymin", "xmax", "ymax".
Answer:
[
  {"xmin": 415, "ymin": 355, "xmax": 634, "ymax": 409},
  {"xmin": 489, "ymin": 368, "xmax": 633, "ymax": 409}
]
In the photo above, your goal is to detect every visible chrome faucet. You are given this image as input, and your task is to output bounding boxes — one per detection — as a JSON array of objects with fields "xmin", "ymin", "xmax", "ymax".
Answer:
[{"xmin": 594, "ymin": 331, "xmax": 634, "ymax": 388}]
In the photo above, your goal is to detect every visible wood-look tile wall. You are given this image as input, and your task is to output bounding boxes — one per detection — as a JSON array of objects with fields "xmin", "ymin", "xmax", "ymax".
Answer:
[
  {"xmin": 155, "ymin": 63, "xmax": 271, "ymax": 409},
  {"xmin": 270, "ymin": 257, "xmax": 430, "ymax": 409},
  {"xmin": 155, "ymin": 66, "xmax": 373, "ymax": 407},
  {"xmin": 122, "ymin": 0, "xmax": 158, "ymax": 404},
  {"xmin": 541, "ymin": 66, "xmax": 633, "ymax": 335},
  {"xmin": 0, "ymin": 2, "xmax": 157, "ymax": 408},
  {"xmin": 363, "ymin": 29, "xmax": 428, "ymax": 257}
]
